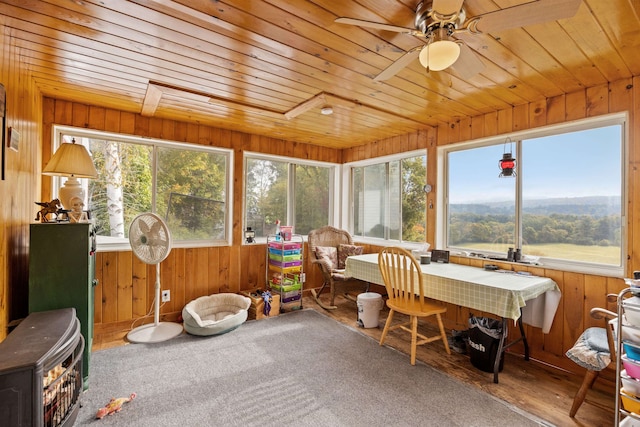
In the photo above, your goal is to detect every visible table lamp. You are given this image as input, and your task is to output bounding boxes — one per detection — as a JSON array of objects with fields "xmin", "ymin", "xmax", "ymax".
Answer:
[{"xmin": 42, "ymin": 138, "xmax": 98, "ymax": 210}]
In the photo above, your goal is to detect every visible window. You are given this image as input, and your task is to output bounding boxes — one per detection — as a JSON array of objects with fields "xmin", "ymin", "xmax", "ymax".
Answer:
[
  {"xmin": 347, "ymin": 151, "xmax": 427, "ymax": 244},
  {"xmin": 244, "ymin": 153, "xmax": 337, "ymax": 239},
  {"xmin": 442, "ymin": 114, "xmax": 626, "ymax": 275},
  {"xmin": 52, "ymin": 126, "xmax": 233, "ymax": 250}
]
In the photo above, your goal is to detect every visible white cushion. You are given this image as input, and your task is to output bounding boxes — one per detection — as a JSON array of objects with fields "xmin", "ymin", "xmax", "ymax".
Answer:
[{"xmin": 565, "ymin": 327, "xmax": 611, "ymax": 371}]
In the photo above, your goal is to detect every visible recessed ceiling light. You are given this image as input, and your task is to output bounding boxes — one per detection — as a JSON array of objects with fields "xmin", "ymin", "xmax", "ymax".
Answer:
[{"xmin": 320, "ymin": 106, "xmax": 333, "ymax": 115}]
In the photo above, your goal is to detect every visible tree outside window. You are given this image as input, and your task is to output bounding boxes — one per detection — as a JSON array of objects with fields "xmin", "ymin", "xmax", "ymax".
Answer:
[
  {"xmin": 55, "ymin": 128, "xmax": 231, "ymax": 248},
  {"xmin": 244, "ymin": 156, "xmax": 333, "ymax": 238}
]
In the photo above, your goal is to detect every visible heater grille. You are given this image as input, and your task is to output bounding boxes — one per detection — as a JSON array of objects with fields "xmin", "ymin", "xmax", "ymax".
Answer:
[{"xmin": 43, "ymin": 335, "xmax": 84, "ymax": 427}]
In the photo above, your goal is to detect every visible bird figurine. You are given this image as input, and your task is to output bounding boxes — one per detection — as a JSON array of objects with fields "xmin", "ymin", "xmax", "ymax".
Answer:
[{"xmin": 95, "ymin": 393, "xmax": 136, "ymax": 419}]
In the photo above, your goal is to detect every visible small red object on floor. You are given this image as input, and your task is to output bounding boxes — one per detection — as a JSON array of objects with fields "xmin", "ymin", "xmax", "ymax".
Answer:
[{"xmin": 96, "ymin": 392, "xmax": 136, "ymax": 419}]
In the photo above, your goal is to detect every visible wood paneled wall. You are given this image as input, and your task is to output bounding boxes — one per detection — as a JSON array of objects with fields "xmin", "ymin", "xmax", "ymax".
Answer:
[{"xmin": 0, "ymin": 20, "xmax": 43, "ymax": 340}]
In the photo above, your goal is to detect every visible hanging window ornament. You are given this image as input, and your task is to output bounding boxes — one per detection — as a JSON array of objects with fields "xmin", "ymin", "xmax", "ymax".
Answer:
[{"xmin": 499, "ymin": 138, "xmax": 516, "ymax": 178}]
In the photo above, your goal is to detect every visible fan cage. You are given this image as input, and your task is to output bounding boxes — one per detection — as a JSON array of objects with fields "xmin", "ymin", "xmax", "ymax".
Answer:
[{"xmin": 129, "ymin": 213, "xmax": 172, "ymax": 264}]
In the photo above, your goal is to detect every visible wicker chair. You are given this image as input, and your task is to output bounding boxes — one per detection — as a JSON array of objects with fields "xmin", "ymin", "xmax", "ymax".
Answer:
[{"xmin": 307, "ymin": 226, "xmax": 367, "ymax": 310}]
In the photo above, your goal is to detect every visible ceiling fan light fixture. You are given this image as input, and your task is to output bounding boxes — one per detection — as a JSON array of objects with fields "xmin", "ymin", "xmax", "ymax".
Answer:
[
  {"xmin": 419, "ymin": 39, "xmax": 460, "ymax": 71},
  {"xmin": 339, "ymin": 0, "xmax": 580, "ymax": 81}
]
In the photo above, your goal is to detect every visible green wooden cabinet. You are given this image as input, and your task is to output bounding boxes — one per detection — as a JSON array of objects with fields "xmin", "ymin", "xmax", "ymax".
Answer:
[{"xmin": 28, "ymin": 223, "xmax": 96, "ymax": 389}]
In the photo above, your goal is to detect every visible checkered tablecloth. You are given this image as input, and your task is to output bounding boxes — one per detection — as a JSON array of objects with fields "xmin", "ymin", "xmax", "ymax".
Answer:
[{"xmin": 345, "ymin": 253, "xmax": 560, "ymax": 330}]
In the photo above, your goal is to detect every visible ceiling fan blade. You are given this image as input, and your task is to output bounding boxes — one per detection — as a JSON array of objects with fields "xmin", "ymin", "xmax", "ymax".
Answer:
[
  {"xmin": 470, "ymin": 0, "xmax": 581, "ymax": 34},
  {"xmin": 374, "ymin": 46, "xmax": 422, "ymax": 81},
  {"xmin": 432, "ymin": 0, "xmax": 465, "ymax": 16},
  {"xmin": 335, "ymin": 17, "xmax": 424, "ymax": 36},
  {"xmin": 450, "ymin": 43, "xmax": 485, "ymax": 79}
]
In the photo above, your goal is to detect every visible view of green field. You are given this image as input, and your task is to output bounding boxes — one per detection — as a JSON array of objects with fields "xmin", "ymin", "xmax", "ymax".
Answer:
[{"xmin": 457, "ymin": 242, "xmax": 620, "ymax": 265}]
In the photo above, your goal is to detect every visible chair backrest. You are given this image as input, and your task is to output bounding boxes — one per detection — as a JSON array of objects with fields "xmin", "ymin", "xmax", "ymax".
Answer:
[
  {"xmin": 378, "ymin": 246, "xmax": 424, "ymax": 305},
  {"xmin": 591, "ymin": 306, "xmax": 618, "ymax": 358},
  {"xmin": 307, "ymin": 226, "xmax": 353, "ymax": 256}
]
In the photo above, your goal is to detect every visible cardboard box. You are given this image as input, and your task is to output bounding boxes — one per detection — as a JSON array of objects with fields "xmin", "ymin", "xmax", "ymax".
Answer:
[{"xmin": 241, "ymin": 290, "xmax": 280, "ymax": 320}]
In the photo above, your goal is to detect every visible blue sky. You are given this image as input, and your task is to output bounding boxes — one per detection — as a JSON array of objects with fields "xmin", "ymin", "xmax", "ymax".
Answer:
[{"xmin": 448, "ymin": 125, "xmax": 622, "ymax": 204}]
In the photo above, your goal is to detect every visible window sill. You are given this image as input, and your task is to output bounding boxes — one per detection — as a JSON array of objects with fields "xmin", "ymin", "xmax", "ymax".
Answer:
[
  {"xmin": 450, "ymin": 250, "xmax": 624, "ymax": 278},
  {"xmin": 95, "ymin": 236, "xmax": 231, "ymax": 252}
]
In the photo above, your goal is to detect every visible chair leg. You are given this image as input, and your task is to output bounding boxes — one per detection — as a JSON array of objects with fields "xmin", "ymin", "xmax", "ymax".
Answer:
[
  {"xmin": 310, "ymin": 280, "xmax": 338, "ymax": 310},
  {"xmin": 410, "ymin": 315, "xmax": 418, "ymax": 365},
  {"xmin": 436, "ymin": 314, "xmax": 451, "ymax": 355},
  {"xmin": 569, "ymin": 369, "xmax": 599, "ymax": 417},
  {"xmin": 380, "ymin": 310, "xmax": 395, "ymax": 346},
  {"xmin": 330, "ymin": 280, "xmax": 336, "ymax": 307}
]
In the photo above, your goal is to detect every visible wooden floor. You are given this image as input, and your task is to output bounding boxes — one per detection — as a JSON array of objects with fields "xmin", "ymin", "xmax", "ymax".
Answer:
[{"xmin": 92, "ymin": 293, "xmax": 616, "ymax": 427}]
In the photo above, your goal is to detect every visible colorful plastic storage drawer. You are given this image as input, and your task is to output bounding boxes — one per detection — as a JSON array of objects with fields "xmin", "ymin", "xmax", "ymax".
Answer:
[
  {"xmin": 270, "ymin": 280, "xmax": 302, "ymax": 292},
  {"xmin": 280, "ymin": 289, "xmax": 301, "ymax": 300},
  {"xmin": 269, "ymin": 265, "xmax": 301, "ymax": 274},
  {"xmin": 268, "ymin": 252, "xmax": 302, "ymax": 262},
  {"xmin": 269, "ymin": 248, "xmax": 302, "ymax": 255},
  {"xmin": 269, "ymin": 259, "xmax": 302, "ymax": 268},
  {"xmin": 268, "ymin": 241, "xmax": 302, "ymax": 251},
  {"xmin": 280, "ymin": 300, "xmax": 302, "ymax": 312},
  {"xmin": 281, "ymin": 293, "xmax": 301, "ymax": 303},
  {"xmin": 268, "ymin": 247, "xmax": 301, "ymax": 257}
]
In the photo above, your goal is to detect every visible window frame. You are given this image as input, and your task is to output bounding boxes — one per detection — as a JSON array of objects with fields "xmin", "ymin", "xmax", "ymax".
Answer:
[
  {"xmin": 52, "ymin": 125, "xmax": 234, "ymax": 251},
  {"xmin": 242, "ymin": 151, "xmax": 341, "ymax": 244},
  {"xmin": 436, "ymin": 113, "xmax": 628, "ymax": 277},
  {"xmin": 342, "ymin": 149, "xmax": 428, "ymax": 248}
]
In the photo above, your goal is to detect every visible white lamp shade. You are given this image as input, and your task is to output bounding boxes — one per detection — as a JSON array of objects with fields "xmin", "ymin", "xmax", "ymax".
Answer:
[
  {"xmin": 42, "ymin": 142, "xmax": 98, "ymax": 179},
  {"xmin": 418, "ymin": 40, "xmax": 461, "ymax": 71},
  {"xmin": 42, "ymin": 141, "xmax": 97, "ymax": 210}
]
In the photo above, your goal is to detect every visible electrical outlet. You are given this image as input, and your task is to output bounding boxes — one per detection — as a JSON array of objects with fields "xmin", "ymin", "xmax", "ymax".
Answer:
[{"xmin": 161, "ymin": 290, "xmax": 170, "ymax": 302}]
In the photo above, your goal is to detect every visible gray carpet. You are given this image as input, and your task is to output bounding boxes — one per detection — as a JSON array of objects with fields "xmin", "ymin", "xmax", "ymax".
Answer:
[{"xmin": 76, "ymin": 309, "xmax": 549, "ymax": 426}]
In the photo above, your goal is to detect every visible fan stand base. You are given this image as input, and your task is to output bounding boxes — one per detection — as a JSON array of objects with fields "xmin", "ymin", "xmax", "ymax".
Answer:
[{"xmin": 127, "ymin": 322, "xmax": 183, "ymax": 344}]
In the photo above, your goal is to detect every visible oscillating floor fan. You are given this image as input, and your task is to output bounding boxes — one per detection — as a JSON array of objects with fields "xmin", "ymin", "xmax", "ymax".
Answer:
[{"xmin": 126, "ymin": 213, "xmax": 183, "ymax": 343}]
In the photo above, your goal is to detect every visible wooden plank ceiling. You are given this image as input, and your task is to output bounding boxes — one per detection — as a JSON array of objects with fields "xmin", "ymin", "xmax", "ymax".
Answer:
[{"xmin": 1, "ymin": 0, "xmax": 638, "ymax": 149}]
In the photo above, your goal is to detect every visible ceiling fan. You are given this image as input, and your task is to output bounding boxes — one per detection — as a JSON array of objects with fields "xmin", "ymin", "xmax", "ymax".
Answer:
[{"xmin": 336, "ymin": 0, "xmax": 581, "ymax": 81}]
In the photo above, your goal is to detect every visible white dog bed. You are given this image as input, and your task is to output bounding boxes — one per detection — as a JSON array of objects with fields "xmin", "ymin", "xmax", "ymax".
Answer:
[{"xmin": 182, "ymin": 293, "xmax": 251, "ymax": 336}]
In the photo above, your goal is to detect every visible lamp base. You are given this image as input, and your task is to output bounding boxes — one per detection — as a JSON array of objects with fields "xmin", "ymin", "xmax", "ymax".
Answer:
[{"xmin": 58, "ymin": 177, "xmax": 85, "ymax": 210}]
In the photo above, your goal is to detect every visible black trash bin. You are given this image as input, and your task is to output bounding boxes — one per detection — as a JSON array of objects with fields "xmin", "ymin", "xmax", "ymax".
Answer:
[{"xmin": 468, "ymin": 314, "xmax": 505, "ymax": 373}]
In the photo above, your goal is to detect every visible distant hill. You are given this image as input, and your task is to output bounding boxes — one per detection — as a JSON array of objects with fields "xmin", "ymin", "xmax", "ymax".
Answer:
[{"xmin": 451, "ymin": 196, "xmax": 621, "ymax": 217}]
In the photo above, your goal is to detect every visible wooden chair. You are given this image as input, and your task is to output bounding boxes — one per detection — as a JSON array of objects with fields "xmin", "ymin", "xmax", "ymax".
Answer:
[
  {"xmin": 307, "ymin": 226, "xmax": 366, "ymax": 310},
  {"xmin": 378, "ymin": 246, "xmax": 450, "ymax": 365},
  {"xmin": 566, "ymin": 304, "xmax": 617, "ymax": 417}
]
